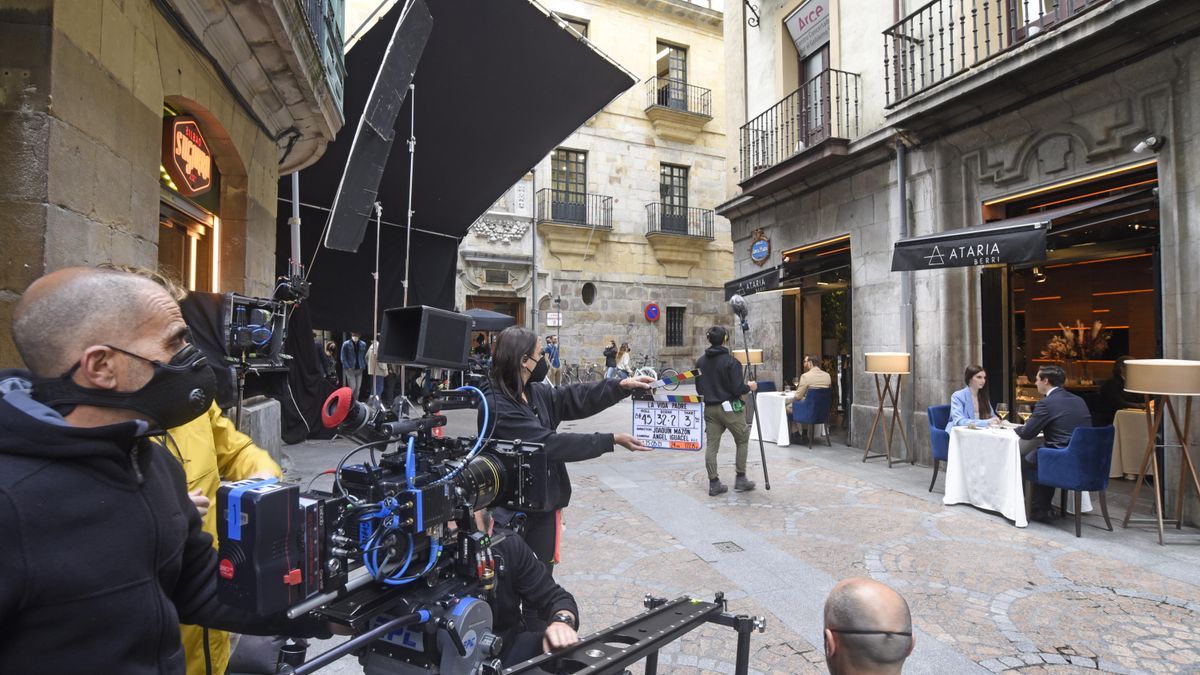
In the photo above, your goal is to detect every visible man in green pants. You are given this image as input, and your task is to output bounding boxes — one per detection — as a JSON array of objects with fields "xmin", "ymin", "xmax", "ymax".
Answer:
[{"xmin": 694, "ymin": 326, "xmax": 757, "ymax": 496}]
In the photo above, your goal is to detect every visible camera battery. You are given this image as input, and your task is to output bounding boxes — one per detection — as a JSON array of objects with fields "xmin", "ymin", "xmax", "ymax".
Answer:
[{"xmin": 217, "ymin": 479, "xmax": 313, "ymax": 615}]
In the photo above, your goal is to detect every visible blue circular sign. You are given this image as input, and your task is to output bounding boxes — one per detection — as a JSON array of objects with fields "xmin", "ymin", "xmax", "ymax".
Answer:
[
  {"xmin": 644, "ymin": 303, "xmax": 660, "ymax": 322},
  {"xmin": 750, "ymin": 238, "xmax": 770, "ymax": 263}
]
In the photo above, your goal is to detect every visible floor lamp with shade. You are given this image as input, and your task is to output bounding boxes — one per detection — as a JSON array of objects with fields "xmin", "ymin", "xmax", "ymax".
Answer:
[
  {"xmin": 863, "ymin": 352, "xmax": 912, "ymax": 467},
  {"xmin": 1121, "ymin": 358, "xmax": 1200, "ymax": 544}
]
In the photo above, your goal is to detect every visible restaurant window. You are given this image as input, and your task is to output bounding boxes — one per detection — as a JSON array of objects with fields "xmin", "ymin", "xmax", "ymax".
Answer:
[
  {"xmin": 982, "ymin": 162, "xmax": 1161, "ymax": 416},
  {"xmin": 654, "ymin": 41, "xmax": 687, "ymax": 109},
  {"xmin": 666, "ymin": 306, "xmax": 685, "ymax": 347},
  {"xmin": 659, "ymin": 163, "xmax": 689, "ymax": 233},
  {"xmin": 551, "ymin": 148, "xmax": 587, "ymax": 224}
]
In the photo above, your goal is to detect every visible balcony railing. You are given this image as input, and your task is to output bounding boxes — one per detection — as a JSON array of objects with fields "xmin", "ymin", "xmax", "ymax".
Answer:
[
  {"xmin": 645, "ymin": 77, "xmax": 713, "ymax": 117},
  {"xmin": 739, "ymin": 68, "xmax": 861, "ymax": 178},
  {"xmin": 535, "ymin": 189, "xmax": 613, "ymax": 229},
  {"xmin": 884, "ymin": 0, "xmax": 1111, "ymax": 106},
  {"xmin": 645, "ymin": 203, "xmax": 714, "ymax": 239},
  {"xmin": 300, "ymin": 0, "xmax": 346, "ymax": 109}
]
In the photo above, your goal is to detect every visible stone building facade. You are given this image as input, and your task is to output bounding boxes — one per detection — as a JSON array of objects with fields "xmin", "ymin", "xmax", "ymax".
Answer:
[
  {"xmin": 0, "ymin": 0, "xmax": 344, "ymax": 368},
  {"xmin": 457, "ymin": 0, "xmax": 732, "ymax": 372},
  {"xmin": 718, "ymin": 0, "xmax": 1200, "ymax": 514}
]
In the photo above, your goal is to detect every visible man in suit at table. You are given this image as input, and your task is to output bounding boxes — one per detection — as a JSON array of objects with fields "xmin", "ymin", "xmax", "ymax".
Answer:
[
  {"xmin": 1015, "ymin": 364, "xmax": 1093, "ymax": 523},
  {"xmin": 788, "ymin": 354, "xmax": 832, "ymax": 444}
]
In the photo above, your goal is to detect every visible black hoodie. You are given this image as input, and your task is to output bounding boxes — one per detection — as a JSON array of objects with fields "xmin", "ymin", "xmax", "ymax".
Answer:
[
  {"xmin": 0, "ymin": 371, "xmax": 324, "ymax": 675},
  {"xmin": 477, "ymin": 377, "xmax": 630, "ymax": 511},
  {"xmin": 694, "ymin": 346, "xmax": 751, "ymax": 405}
]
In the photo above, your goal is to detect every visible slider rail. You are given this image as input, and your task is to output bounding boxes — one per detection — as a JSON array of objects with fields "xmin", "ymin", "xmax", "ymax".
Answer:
[{"xmin": 502, "ymin": 595, "xmax": 763, "ymax": 675}]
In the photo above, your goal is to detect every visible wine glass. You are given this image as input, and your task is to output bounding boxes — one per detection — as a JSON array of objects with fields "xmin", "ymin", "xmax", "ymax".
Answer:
[
  {"xmin": 995, "ymin": 402, "xmax": 1009, "ymax": 423},
  {"xmin": 1018, "ymin": 404, "xmax": 1033, "ymax": 423},
  {"xmin": 792, "ymin": 377, "xmax": 800, "ymax": 389}
]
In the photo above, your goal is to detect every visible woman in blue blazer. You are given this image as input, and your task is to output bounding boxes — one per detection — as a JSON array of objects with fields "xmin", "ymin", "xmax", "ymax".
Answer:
[{"xmin": 947, "ymin": 365, "xmax": 999, "ymax": 430}]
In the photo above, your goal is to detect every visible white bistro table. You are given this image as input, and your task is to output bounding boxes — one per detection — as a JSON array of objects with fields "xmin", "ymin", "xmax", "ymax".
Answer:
[
  {"xmin": 943, "ymin": 425, "xmax": 1091, "ymax": 528},
  {"xmin": 749, "ymin": 391, "xmax": 794, "ymax": 446}
]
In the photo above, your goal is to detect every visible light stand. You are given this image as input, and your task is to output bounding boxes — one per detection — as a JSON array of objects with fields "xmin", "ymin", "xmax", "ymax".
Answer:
[
  {"xmin": 728, "ymin": 295, "xmax": 770, "ymax": 490},
  {"xmin": 1121, "ymin": 359, "xmax": 1200, "ymax": 544},
  {"xmin": 863, "ymin": 352, "xmax": 912, "ymax": 467},
  {"xmin": 397, "ymin": 83, "xmax": 417, "ymax": 418}
]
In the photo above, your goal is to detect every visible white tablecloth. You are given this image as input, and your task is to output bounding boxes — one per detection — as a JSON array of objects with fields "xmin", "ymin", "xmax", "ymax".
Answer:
[
  {"xmin": 749, "ymin": 392, "xmax": 793, "ymax": 446},
  {"xmin": 943, "ymin": 426, "xmax": 1091, "ymax": 528},
  {"xmin": 1111, "ymin": 408, "xmax": 1151, "ymax": 479}
]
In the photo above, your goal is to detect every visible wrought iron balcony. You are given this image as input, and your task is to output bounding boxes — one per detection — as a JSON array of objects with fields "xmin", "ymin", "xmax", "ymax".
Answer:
[
  {"xmin": 644, "ymin": 77, "xmax": 713, "ymax": 117},
  {"xmin": 300, "ymin": 0, "xmax": 347, "ymax": 111},
  {"xmin": 884, "ymin": 0, "xmax": 1111, "ymax": 107},
  {"xmin": 645, "ymin": 203, "xmax": 714, "ymax": 239},
  {"xmin": 535, "ymin": 189, "xmax": 613, "ymax": 229},
  {"xmin": 739, "ymin": 68, "xmax": 861, "ymax": 179}
]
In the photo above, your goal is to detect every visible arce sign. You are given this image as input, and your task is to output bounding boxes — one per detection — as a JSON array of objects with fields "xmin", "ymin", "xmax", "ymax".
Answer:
[{"xmin": 162, "ymin": 116, "xmax": 213, "ymax": 197}]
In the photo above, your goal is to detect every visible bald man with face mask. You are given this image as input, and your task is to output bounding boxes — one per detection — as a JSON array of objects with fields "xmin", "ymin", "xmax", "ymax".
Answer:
[
  {"xmin": 823, "ymin": 577, "xmax": 915, "ymax": 675},
  {"xmin": 0, "ymin": 268, "xmax": 327, "ymax": 674}
]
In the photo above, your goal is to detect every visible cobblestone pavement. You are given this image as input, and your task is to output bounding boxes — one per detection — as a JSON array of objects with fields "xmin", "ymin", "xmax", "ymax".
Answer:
[{"xmin": 283, "ymin": 388, "xmax": 1200, "ymax": 674}]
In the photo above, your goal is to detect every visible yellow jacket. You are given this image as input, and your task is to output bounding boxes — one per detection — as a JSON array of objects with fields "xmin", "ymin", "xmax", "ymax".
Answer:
[{"xmin": 167, "ymin": 402, "xmax": 282, "ymax": 675}]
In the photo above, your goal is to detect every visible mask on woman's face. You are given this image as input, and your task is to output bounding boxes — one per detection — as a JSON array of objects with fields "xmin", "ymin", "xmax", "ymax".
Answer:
[{"xmin": 525, "ymin": 354, "xmax": 549, "ymax": 383}]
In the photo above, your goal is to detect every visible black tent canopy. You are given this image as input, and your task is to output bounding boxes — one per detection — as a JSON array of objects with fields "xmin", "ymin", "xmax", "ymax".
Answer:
[{"xmin": 277, "ymin": 0, "xmax": 636, "ymax": 333}]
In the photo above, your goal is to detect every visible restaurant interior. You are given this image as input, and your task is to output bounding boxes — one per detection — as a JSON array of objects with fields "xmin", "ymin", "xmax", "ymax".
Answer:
[{"xmin": 981, "ymin": 161, "xmax": 1161, "ymax": 425}]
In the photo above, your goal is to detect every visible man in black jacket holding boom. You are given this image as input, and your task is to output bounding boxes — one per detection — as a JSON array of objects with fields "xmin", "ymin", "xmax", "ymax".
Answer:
[
  {"xmin": 695, "ymin": 326, "xmax": 757, "ymax": 496},
  {"xmin": 0, "ymin": 268, "xmax": 326, "ymax": 674}
]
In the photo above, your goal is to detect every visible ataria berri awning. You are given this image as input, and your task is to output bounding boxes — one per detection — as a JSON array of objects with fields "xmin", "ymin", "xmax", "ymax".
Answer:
[
  {"xmin": 724, "ymin": 266, "xmax": 781, "ymax": 300},
  {"xmin": 890, "ymin": 191, "xmax": 1142, "ymax": 272}
]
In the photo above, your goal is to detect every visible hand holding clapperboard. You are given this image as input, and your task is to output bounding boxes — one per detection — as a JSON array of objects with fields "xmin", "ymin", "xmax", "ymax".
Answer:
[{"xmin": 630, "ymin": 369, "xmax": 705, "ymax": 450}]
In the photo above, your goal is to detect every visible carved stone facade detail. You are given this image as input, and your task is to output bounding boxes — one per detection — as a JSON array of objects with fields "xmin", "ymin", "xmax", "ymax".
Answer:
[{"xmin": 470, "ymin": 217, "xmax": 530, "ymax": 244}]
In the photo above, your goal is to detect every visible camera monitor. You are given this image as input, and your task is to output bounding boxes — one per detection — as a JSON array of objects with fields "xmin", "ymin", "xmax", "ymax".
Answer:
[{"xmin": 379, "ymin": 305, "xmax": 471, "ymax": 370}]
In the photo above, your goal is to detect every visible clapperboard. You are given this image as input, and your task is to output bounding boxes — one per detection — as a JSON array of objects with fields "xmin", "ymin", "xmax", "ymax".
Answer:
[{"xmin": 631, "ymin": 369, "xmax": 705, "ymax": 450}]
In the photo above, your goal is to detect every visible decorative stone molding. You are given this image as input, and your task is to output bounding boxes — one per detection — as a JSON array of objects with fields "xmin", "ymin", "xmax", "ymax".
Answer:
[
  {"xmin": 470, "ymin": 216, "xmax": 530, "ymax": 244},
  {"xmin": 644, "ymin": 105, "xmax": 712, "ymax": 144},
  {"xmin": 537, "ymin": 221, "xmax": 609, "ymax": 271},
  {"xmin": 170, "ymin": 0, "xmax": 345, "ymax": 173},
  {"xmin": 645, "ymin": 232, "xmax": 710, "ymax": 277}
]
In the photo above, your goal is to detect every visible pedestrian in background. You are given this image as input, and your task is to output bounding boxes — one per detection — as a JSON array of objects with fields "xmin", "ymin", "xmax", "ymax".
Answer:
[
  {"xmin": 546, "ymin": 335, "xmax": 562, "ymax": 386},
  {"xmin": 694, "ymin": 326, "xmax": 756, "ymax": 496},
  {"xmin": 603, "ymin": 339, "xmax": 618, "ymax": 379},
  {"xmin": 616, "ymin": 343, "xmax": 632, "ymax": 378},
  {"xmin": 366, "ymin": 336, "xmax": 388, "ymax": 401},
  {"xmin": 340, "ymin": 332, "xmax": 368, "ymax": 400}
]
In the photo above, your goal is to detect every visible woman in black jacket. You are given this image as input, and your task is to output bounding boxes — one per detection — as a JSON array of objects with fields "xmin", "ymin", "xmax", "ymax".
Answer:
[
  {"xmin": 480, "ymin": 327, "xmax": 652, "ymax": 569},
  {"xmin": 603, "ymin": 339, "xmax": 618, "ymax": 379}
]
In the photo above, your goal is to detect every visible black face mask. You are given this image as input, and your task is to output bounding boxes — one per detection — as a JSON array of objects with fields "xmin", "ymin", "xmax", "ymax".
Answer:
[
  {"xmin": 33, "ymin": 343, "xmax": 216, "ymax": 431},
  {"xmin": 526, "ymin": 354, "xmax": 549, "ymax": 384}
]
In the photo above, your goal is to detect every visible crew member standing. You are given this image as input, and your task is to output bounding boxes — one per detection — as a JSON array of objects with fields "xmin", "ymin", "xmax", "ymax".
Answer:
[
  {"xmin": 694, "ymin": 326, "xmax": 757, "ymax": 496},
  {"xmin": 340, "ymin": 332, "xmax": 368, "ymax": 400},
  {"xmin": 479, "ymin": 327, "xmax": 653, "ymax": 571}
]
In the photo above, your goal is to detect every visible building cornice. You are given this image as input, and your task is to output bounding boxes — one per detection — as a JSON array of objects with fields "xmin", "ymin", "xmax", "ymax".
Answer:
[{"xmin": 166, "ymin": 0, "xmax": 345, "ymax": 173}]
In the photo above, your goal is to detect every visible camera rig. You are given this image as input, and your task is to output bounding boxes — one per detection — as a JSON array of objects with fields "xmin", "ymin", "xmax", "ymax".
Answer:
[{"xmin": 216, "ymin": 305, "xmax": 766, "ymax": 673}]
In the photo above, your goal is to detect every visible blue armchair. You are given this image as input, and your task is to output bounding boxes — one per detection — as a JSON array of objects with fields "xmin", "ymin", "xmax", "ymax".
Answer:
[
  {"xmin": 1032, "ymin": 426, "xmax": 1116, "ymax": 537},
  {"xmin": 927, "ymin": 405, "xmax": 951, "ymax": 492},
  {"xmin": 792, "ymin": 387, "xmax": 832, "ymax": 448},
  {"xmin": 757, "ymin": 380, "xmax": 777, "ymax": 393}
]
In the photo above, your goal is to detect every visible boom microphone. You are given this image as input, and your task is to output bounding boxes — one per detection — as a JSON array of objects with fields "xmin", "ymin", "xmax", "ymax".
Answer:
[{"xmin": 729, "ymin": 294, "xmax": 749, "ymax": 320}]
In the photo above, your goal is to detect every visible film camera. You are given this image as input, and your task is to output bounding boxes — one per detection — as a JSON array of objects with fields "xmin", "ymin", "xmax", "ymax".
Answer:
[
  {"xmin": 217, "ymin": 306, "xmax": 767, "ymax": 674},
  {"xmin": 217, "ymin": 307, "xmax": 549, "ymax": 673}
]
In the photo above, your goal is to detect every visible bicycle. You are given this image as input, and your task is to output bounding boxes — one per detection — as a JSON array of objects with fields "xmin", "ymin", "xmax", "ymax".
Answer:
[
  {"xmin": 560, "ymin": 362, "xmax": 601, "ymax": 385},
  {"xmin": 633, "ymin": 354, "xmax": 680, "ymax": 391}
]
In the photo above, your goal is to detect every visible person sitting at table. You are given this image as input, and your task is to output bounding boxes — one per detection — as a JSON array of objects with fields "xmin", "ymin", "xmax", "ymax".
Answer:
[
  {"xmin": 1095, "ymin": 356, "xmax": 1144, "ymax": 426},
  {"xmin": 947, "ymin": 365, "xmax": 1000, "ymax": 431},
  {"xmin": 1015, "ymin": 364, "xmax": 1093, "ymax": 524},
  {"xmin": 788, "ymin": 354, "xmax": 831, "ymax": 444}
]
